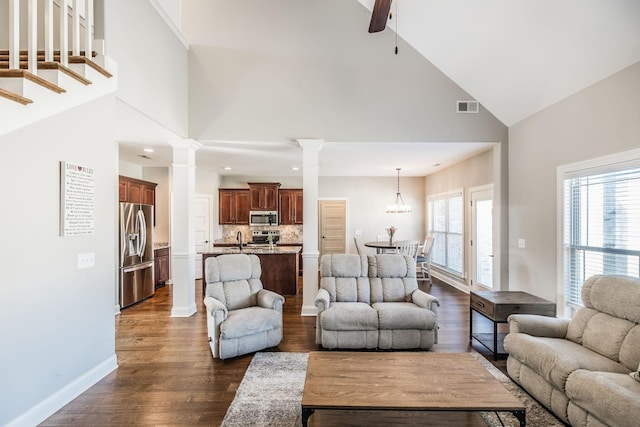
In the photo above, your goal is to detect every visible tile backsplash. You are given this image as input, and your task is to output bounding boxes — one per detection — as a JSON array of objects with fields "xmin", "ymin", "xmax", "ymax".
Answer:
[{"xmin": 219, "ymin": 225, "xmax": 303, "ymax": 243}]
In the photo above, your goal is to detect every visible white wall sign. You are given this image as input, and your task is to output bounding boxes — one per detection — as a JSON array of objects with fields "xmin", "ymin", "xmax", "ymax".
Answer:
[{"xmin": 60, "ymin": 161, "xmax": 95, "ymax": 236}]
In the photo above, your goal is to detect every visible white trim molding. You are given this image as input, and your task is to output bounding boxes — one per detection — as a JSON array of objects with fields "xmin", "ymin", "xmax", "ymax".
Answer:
[
  {"xmin": 5, "ymin": 355, "xmax": 118, "ymax": 427},
  {"xmin": 148, "ymin": 0, "xmax": 189, "ymax": 49}
]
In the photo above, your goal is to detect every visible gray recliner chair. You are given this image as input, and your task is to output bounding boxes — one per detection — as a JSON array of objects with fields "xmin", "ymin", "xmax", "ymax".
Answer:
[{"xmin": 203, "ymin": 254, "xmax": 285, "ymax": 359}]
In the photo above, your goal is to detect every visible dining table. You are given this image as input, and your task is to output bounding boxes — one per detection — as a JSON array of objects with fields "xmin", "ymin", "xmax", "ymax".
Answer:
[{"xmin": 364, "ymin": 241, "xmax": 403, "ymax": 254}]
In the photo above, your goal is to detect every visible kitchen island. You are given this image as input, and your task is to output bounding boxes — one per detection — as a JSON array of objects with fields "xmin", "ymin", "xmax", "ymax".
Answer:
[{"xmin": 201, "ymin": 246, "xmax": 301, "ymax": 295}]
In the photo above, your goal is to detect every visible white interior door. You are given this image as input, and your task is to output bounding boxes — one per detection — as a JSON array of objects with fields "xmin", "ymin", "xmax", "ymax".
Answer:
[
  {"xmin": 470, "ymin": 187, "xmax": 493, "ymax": 289},
  {"xmin": 319, "ymin": 200, "xmax": 346, "ymax": 259},
  {"xmin": 194, "ymin": 195, "xmax": 212, "ymax": 280}
]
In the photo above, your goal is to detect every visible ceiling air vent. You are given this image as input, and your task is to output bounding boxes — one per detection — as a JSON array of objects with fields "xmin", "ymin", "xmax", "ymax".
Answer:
[{"xmin": 457, "ymin": 100, "xmax": 479, "ymax": 113}]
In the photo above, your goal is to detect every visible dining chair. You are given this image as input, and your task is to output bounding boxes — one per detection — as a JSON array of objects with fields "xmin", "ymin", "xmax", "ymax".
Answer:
[
  {"xmin": 395, "ymin": 240, "xmax": 419, "ymax": 259},
  {"xmin": 353, "ymin": 236, "xmax": 368, "ymax": 255},
  {"xmin": 417, "ymin": 236, "xmax": 435, "ymax": 286}
]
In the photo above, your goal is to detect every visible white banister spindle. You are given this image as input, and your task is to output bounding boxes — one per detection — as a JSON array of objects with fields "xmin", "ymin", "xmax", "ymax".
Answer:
[
  {"xmin": 84, "ymin": 0, "xmax": 93, "ymax": 58},
  {"xmin": 60, "ymin": 0, "xmax": 69, "ymax": 66},
  {"xmin": 44, "ymin": 0, "xmax": 54, "ymax": 62},
  {"xmin": 8, "ymin": 0, "xmax": 19, "ymax": 70},
  {"xmin": 27, "ymin": 0, "xmax": 38, "ymax": 73},
  {"xmin": 72, "ymin": 0, "xmax": 80, "ymax": 56}
]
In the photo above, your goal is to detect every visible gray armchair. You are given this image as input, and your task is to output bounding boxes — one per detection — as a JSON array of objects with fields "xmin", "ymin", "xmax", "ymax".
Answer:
[{"xmin": 203, "ymin": 253, "xmax": 285, "ymax": 359}]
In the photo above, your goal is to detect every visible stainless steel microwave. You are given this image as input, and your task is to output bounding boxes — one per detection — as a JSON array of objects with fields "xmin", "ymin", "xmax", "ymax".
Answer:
[{"xmin": 249, "ymin": 210, "xmax": 278, "ymax": 226}]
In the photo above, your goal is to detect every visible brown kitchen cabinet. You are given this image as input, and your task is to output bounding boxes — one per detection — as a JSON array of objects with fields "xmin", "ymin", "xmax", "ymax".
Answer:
[
  {"xmin": 154, "ymin": 247, "xmax": 170, "ymax": 289},
  {"xmin": 278, "ymin": 243, "xmax": 303, "ymax": 276},
  {"xmin": 279, "ymin": 189, "xmax": 303, "ymax": 225},
  {"xmin": 248, "ymin": 183, "xmax": 280, "ymax": 211},
  {"xmin": 119, "ymin": 176, "xmax": 156, "ymax": 206},
  {"xmin": 202, "ymin": 251, "xmax": 299, "ymax": 295},
  {"xmin": 219, "ymin": 189, "xmax": 250, "ymax": 224}
]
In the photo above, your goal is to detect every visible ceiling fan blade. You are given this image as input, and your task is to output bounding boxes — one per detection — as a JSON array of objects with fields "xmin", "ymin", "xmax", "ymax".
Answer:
[{"xmin": 368, "ymin": 0, "xmax": 392, "ymax": 33}]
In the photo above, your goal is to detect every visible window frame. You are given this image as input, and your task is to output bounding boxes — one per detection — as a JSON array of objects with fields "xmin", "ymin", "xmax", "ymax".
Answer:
[{"xmin": 556, "ymin": 148, "xmax": 640, "ymax": 317}]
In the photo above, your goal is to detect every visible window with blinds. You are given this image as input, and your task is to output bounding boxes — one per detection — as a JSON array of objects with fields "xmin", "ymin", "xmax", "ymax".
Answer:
[
  {"xmin": 428, "ymin": 190, "xmax": 463, "ymax": 275},
  {"xmin": 563, "ymin": 166, "xmax": 640, "ymax": 306}
]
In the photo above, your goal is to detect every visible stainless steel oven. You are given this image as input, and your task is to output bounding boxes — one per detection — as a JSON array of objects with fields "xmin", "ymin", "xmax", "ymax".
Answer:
[{"xmin": 249, "ymin": 210, "xmax": 278, "ymax": 226}]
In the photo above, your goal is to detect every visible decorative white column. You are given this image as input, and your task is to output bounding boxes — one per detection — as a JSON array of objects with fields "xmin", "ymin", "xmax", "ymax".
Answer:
[
  {"xmin": 297, "ymin": 139, "xmax": 323, "ymax": 316},
  {"xmin": 169, "ymin": 138, "xmax": 201, "ymax": 317}
]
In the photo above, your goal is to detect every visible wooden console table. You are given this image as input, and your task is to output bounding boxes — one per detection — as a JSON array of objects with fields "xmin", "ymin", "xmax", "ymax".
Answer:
[{"xmin": 470, "ymin": 290, "xmax": 556, "ymax": 360}]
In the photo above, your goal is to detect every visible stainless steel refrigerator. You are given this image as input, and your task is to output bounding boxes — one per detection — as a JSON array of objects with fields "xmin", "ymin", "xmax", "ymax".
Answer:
[{"xmin": 119, "ymin": 202, "xmax": 154, "ymax": 308}]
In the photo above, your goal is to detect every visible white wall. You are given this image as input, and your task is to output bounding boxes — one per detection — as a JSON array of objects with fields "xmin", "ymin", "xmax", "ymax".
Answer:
[
  {"xmin": 319, "ymin": 176, "xmax": 425, "ymax": 254},
  {"xmin": 196, "ymin": 169, "xmax": 222, "ymax": 240},
  {"xmin": 508, "ymin": 61, "xmax": 640, "ymax": 302},
  {"xmin": 143, "ymin": 167, "xmax": 171, "ymax": 244},
  {"xmin": 220, "ymin": 176, "xmax": 303, "ymax": 189},
  {"xmin": 425, "ymin": 149, "xmax": 493, "ymax": 195},
  {"xmin": 0, "ymin": 95, "xmax": 118, "ymax": 426},
  {"xmin": 153, "ymin": 0, "xmax": 182, "ymax": 31},
  {"xmin": 118, "ymin": 160, "xmax": 143, "ymax": 179},
  {"xmin": 0, "ymin": 0, "xmax": 7, "ymax": 46},
  {"xmin": 104, "ymin": 0, "xmax": 188, "ymax": 138},
  {"xmin": 185, "ymin": 0, "xmax": 506, "ymax": 143}
]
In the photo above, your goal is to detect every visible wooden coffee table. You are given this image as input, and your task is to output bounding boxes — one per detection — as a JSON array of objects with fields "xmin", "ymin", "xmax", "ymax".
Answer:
[{"xmin": 301, "ymin": 352, "xmax": 525, "ymax": 426}]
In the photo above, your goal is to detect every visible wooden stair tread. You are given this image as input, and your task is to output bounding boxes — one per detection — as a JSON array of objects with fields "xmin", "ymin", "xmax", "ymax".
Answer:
[
  {"xmin": 68, "ymin": 56, "xmax": 113, "ymax": 78},
  {"xmin": 0, "ymin": 69, "xmax": 66, "ymax": 94},
  {"xmin": 0, "ymin": 57, "xmax": 111, "ymax": 80},
  {"xmin": 0, "ymin": 87, "xmax": 33, "ymax": 105},
  {"xmin": 39, "ymin": 62, "xmax": 92, "ymax": 85}
]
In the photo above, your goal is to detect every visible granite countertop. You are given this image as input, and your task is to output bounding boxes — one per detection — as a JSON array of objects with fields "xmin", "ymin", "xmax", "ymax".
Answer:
[
  {"xmin": 154, "ymin": 242, "xmax": 170, "ymax": 249},
  {"xmin": 216, "ymin": 240, "xmax": 302, "ymax": 246},
  {"xmin": 201, "ymin": 246, "xmax": 301, "ymax": 255}
]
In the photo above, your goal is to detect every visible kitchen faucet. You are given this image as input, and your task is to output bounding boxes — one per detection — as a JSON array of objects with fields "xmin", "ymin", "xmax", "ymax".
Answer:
[{"xmin": 236, "ymin": 231, "xmax": 243, "ymax": 250}]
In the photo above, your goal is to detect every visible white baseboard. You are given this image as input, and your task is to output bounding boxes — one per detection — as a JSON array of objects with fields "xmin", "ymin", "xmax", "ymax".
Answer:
[
  {"xmin": 6, "ymin": 355, "xmax": 118, "ymax": 427},
  {"xmin": 301, "ymin": 304, "xmax": 317, "ymax": 316},
  {"xmin": 171, "ymin": 303, "xmax": 198, "ymax": 317},
  {"xmin": 432, "ymin": 271, "xmax": 470, "ymax": 294}
]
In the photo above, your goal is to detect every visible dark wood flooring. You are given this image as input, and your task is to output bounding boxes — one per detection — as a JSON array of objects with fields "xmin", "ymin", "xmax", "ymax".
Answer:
[{"xmin": 40, "ymin": 278, "xmax": 506, "ymax": 426}]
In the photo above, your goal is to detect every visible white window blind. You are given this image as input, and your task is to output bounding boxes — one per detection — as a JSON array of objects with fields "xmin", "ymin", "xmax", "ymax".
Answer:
[
  {"xmin": 428, "ymin": 191, "xmax": 463, "ymax": 275},
  {"xmin": 563, "ymin": 167, "xmax": 640, "ymax": 306}
]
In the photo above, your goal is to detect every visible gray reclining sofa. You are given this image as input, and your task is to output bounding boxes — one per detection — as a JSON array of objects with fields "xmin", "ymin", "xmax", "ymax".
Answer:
[
  {"xmin": 504, "ymin": 275, "xmax": 640, "ymax": 427},
  {"xmin": 315, "ymin": 254, "xmax": 439, "ymax": 350}
]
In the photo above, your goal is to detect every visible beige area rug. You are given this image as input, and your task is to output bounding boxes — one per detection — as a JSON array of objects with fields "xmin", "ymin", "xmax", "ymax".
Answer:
[{"xmin": 221, "ymin": 352, "xmax": 565, "ymax": 427}]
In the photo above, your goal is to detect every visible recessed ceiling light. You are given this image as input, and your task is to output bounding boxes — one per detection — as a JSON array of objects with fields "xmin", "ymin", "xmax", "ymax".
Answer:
[
  {"xmin": 223, "ymin": 166, "xmax": 232, "ymax": 170},
  {"xmin": 291, "ymin": 167, "xmax": 299, "ymax": 171},
  {"xmin": 143, "ymin": 148, "xmax": 154, "ymax": 153}
]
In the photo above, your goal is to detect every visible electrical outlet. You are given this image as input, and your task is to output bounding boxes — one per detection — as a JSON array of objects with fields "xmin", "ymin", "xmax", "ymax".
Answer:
[
  {"xmin": 78, "ymin": 252, "xmax": 95, "ymax": 269},
  {"xmin": 354, "ymin": 229, "xmax": 362, "ymax": 235},
  {"xmin": 518, "ymin": 239, "xmax": 526, "ymax": 249}
]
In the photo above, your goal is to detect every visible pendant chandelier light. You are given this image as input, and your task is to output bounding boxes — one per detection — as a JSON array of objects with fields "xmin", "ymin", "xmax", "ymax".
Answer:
[{"xmin": 386, "ymin": 168, "xmax": 412, "ymax": 213}]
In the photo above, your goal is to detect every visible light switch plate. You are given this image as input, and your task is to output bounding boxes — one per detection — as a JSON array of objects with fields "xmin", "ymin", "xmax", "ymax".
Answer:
[
  {"xmin": 354, "ymin": 229, "xmax": 362, "ymax": 235},
  {"xmin": 78, "ymin": 252, "xmax": 95, "ymax": 269},
  {"xmin": 518, "ymin": 239, "xmax": 526, "ymax": 249}
]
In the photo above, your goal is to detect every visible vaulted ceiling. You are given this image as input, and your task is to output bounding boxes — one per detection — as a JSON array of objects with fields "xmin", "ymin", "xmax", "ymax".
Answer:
[{"xmin": 118, "ymin": 0, "xmax": 640, "ymax": 177}]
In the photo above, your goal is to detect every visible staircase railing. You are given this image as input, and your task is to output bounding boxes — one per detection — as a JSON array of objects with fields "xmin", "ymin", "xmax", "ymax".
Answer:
[
  {"xmin": 4, "ymin": 0, "xmax": 95, "ymax": 73},
  {"xmin": 1, "ymin": 0, "xmax": 115, "ymax": 136}
]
